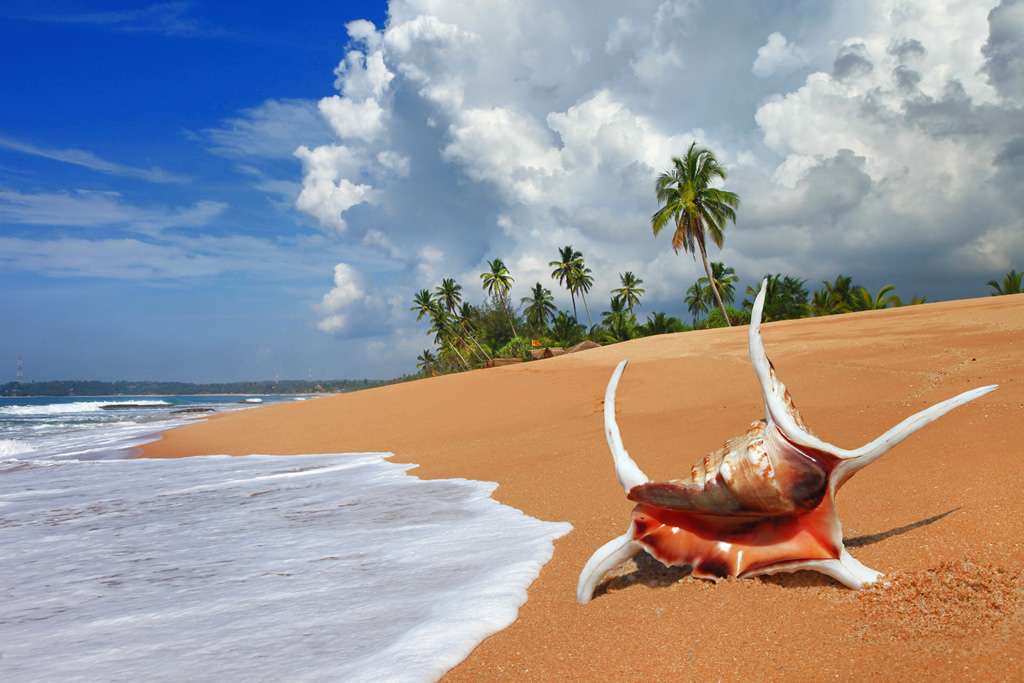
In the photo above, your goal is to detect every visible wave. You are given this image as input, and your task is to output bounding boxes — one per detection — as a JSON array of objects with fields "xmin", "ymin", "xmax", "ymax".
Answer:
[
  {"xmin": 0, "ymin": 453, "xmax": 571, "ymax": 680},
  {"xmin": 0, "ymin": 400, "xmax": 172, "ymax": 416},
  {"xmin": 0, "ymin": 440, "xmax": 33, "ymax": 456}
]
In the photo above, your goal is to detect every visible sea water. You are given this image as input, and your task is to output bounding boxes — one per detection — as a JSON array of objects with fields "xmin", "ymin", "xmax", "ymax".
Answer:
[{"xmin": 0, "ymin": 399, "xmax": 571, "ymax": 681}]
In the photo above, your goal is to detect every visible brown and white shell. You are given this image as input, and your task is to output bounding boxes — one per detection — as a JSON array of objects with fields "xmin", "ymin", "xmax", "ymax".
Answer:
[{"xmin": 577, "ymin": 278, "xmax": 998, "ymax": 603}]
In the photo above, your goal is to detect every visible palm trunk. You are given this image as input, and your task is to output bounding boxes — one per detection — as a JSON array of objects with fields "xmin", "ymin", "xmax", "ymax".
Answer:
[
  {"xmin": 700, "ymin": 244, "xmax": 731, "ymax": 326},
  {"xmin": 463, "ymin": 324, "xmax": 492, "ymax": 360},
  {"xmin": 570, "ymin": 292, "xmax": 578, "ymax": 321},
  {"xmin": 447, "ymin": 340, "xmax": 471, "ymax": 370},
  {"xmin": 504, "ymin": 295, "xmax": 518, "ymax": 338},
  {"xmin": 581, "ymin": 292, "xmax": 593, "ymax": 326}
]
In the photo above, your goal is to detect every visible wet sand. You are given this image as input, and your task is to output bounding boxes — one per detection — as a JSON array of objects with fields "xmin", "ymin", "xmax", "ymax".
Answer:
[{"xmin": 145, "ymin": 294, "xmax": 1024, "ymax": 680}]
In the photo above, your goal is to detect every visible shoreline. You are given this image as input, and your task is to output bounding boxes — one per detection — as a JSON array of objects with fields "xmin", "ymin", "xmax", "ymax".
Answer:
[{"xmin": 144, "ymin": 294, "xmax": 1024, "ymax": 680}]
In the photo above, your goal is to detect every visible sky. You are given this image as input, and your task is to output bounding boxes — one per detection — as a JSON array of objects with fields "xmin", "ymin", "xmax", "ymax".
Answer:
[{"xmin": 2, "ymin": 0, "xmax": 1022, "ymax": 382}]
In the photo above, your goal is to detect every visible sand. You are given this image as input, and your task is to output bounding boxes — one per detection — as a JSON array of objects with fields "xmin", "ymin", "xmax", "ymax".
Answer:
[{"xmin": 144, "ymin": 294, "xmax": 1024, "ymax": 680}]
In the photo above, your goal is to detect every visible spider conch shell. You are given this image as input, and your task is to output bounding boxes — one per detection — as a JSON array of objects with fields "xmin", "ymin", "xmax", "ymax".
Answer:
[{"xmin": 577, "ymin": 279, "xmax": 998, "ymax": 604}]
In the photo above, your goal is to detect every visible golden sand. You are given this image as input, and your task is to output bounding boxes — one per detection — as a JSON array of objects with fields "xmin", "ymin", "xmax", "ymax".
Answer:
[{"xmin": 145, "ymin": 293, "xmax": 1024, "ymax": 680}]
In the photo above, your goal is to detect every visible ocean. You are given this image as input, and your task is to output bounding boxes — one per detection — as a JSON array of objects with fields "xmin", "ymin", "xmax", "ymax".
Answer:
[{"xmin": 0, "ymin": 396, "xmax": 571, "ymax": 681}]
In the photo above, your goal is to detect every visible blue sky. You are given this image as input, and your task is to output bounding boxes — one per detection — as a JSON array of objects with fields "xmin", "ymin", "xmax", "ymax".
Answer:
[{"xmin": 2, "ymin": 1, "xmax": 1022, "ymax": 382}]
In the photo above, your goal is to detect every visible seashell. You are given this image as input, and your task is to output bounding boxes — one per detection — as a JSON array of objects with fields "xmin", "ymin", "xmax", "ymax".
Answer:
[{"xmin": 577, "ymin": 279, "xmax": 998, "ymax": 604}]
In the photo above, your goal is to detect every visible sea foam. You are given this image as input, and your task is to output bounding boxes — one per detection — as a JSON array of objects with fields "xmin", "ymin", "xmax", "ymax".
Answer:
[
  {"xmin": 0, "ymin": 400, "xmax": 171, "ymax": 416},
  {"xmin": 0, "ymin": 453, "xmax": 571, "ymax": 681}
]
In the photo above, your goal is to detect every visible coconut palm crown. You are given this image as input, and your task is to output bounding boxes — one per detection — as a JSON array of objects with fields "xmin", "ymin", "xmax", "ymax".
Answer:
[{"xmin": 612, "ymin": 271, "xmax": 645, "ymax": 311}]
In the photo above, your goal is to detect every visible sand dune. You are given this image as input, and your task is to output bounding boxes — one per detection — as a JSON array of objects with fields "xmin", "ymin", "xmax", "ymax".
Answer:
[{"xmin": 145, "ymin": 294, "xmax": 1024, "ymax": 680}]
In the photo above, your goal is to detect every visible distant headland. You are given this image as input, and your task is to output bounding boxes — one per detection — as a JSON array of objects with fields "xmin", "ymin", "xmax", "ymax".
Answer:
[{"xmin": 0, "ymin": 378, "xmax": 410, "ymax": 397}]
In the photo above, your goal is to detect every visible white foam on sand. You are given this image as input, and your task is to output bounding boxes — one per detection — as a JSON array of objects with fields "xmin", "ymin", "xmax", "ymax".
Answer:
[{"xmin": 0, "ymin": 453, "xmax": 571, "ymax": 682}]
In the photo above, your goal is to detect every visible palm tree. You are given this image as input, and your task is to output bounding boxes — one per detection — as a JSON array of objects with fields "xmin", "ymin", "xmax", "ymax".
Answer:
[
  {"xmin": 640, "ymin": 311, "xmax": 687, "ymax": 335},
  {"xmin": 481, "ymin": 258, "xmax": 518, "ymax": 337},
  {"xmin": 551, "ymin": 310, "xmax": 586, "ymax": 346},
  {"xmin": 854, "ymin": 284, "xmax": 901, "ymax": 310},
  {"xmin": 810, "ymin": 288, "xmax": 844, "ymax": 316},
  {"xmin": 410, "ymin": 289, "xmax": 436, "ymax": 321},
  {"xmin": 821, "ymin": 275, "xmax": 858, "ymax": 312},
  {"xmin": 416, "ymin": 349, "xmax": 437, "ymax": 376},
  {"xmin": 907, "ymin": 294, "xmax": 928, "ymax": 305},
  {"xmin": 651, "ymin": 142, "xmax": 740, "ymax": 325},
  {"xmin": 600, "ymin": 297, "xmax": 637, "ymax": 342},
  {"xmin": 697, "ymin": 262, "xmax": 737, "ymax": 307},
  {"xmin": 685, "ymin": 281, "xmax": 707, "ymax": 322},
  {"xmin": 988, "ymin": 269, "xmax": 1022, "ymax": 295},
  {"xmin": 571, "ymin": 259, "xmax": 595, "ymax": 325},
  {"xmin": 427, "ymin": 305, "xmax": 470, "ymax": 370},
  {"xmin": 434, "ymin": 278, "xmax": 463, "ymax": 314},
  {"xmin": 521, "ymin": 283, "xmax": 556, "ymax": 333},
  {"xmin": 744, "ymin": 274, "xmax": 809, "ymax": 321},
  {"xmin": 550, "ymin": 245, "xmax": 582, "ymax": 320},
  {"xmin": 612, "ymin": 272, "xmax": 645, "ymax": 311},
  {"xmin": 455, "ymin": 301, "xmax": 491, "ymax": 362}
]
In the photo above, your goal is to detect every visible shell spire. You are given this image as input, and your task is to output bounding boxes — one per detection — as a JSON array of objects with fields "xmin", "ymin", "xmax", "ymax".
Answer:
[{"xmin": 577, "ymin": 278, "xmax": 998, "ymax": 604}]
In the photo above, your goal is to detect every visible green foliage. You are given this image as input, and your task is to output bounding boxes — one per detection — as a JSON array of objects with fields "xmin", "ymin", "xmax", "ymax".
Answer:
[
  {"xmin": 639, "ymin": 312, "xmax": 689, "ymax": 335},
  {"xmin": 744, "ymin": 274, "xmax": 809, "ymax": 321},
  {"xmin": 521, "ymin": 282, "xmax": 556, "ymax": 334},
  {"xmin": 550, "ymin": 311, "xmax": 586, "ymax": 346},
  {"xmin": 853, "ymin": 284, "xmax": 901, "ymax": 310},
  {"xmin": 988, "ymin": 269, "xmax": 1022, "ymax": 295},
  {"xmin": 496, "ymin": 336, "xmax": 534, "ymax": 360},
  {"xmin": 599, "ymin": 297, "xmax": 639, "ymax": 342},
  {"xmin": 697, "ymin": 262, "xmax": 737, "ymax": 305},
  {"xmin": 700, "ymin": 306, "xmax": 751, "ymax": 329}
]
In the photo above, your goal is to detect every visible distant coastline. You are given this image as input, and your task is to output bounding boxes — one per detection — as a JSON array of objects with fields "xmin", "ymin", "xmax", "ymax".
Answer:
[{"xmin": 0, "ymin": 377, "xmax": 412, "ymax": 397}]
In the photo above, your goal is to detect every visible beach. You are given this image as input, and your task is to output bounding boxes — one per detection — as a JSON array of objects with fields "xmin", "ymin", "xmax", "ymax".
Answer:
[{"xmin": 144, "ymin": 293, "xmax": 1024, "ymax": 680}]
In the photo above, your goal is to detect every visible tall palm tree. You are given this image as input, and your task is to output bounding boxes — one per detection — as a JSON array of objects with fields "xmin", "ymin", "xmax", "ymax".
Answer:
[
  {"xmin": 600, "ymin": 297, "xmax": 637, "ymax": 342},
  {"xmin": 549, "ymin": 245, "xmax": 582, "ymax": 320},
  {"xmin": 854, "ymin": 284, "xmax": 901, "ymax": 310},
  {"xmin": 697, "ymin": 261, "xmax": 737, "ymax": 307},
  {"xmin": 427, "ymin": 305, "xmax": 470, "ymax": 370},
  {"xmin": 416, "ymin": 349, "xmax": 437, "ymax": 376},
  {"xmin": 481, "ymin": 258, "xmax": 518, "ymax": 337},
  {"xmin": 570, "ymin": 258, "xmax": 595, "ymax": 325},
  {"xmin": 612, "ymin": 271, "xmax": 645, "ymax": 311},
  {"xmin": 988, "ymin": 269, "xmax": 1022, "ymax": 295},
  {"xmin": 434, "ymin": 278, "xmax": 463, "ymax": 314},
  {"xmin": 685, "ymin": 281, "xmax": 707, "ymax": 322},
  {"xmin": 521, "ymin": 283, "xmax": 556, "ymax": 333},
  {"xmin": 455, "ymin": 301, "xmax": 491, "ymax": 362},
  {"xmin": 651, "ymin": 142, "xmax": 740, "ymax": 325}
]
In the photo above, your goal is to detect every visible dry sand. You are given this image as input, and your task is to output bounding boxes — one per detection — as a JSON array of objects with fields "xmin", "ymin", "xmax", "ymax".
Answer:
[{"xmin": 145, "ymin": 294, "xmax": 1024, "ymax": 680}]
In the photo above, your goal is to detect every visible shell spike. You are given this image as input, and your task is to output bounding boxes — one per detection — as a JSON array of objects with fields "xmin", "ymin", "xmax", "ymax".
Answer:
[
  {"xmin": 832, "ymin": 383, "xmax": 999, "ymax": 487},
  {"xmin": 605, "ymin": 360, "xmax": 648, "ymax": 494}
]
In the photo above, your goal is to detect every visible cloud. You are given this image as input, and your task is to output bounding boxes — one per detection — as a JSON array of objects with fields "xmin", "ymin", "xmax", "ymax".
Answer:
[
  {"xmin": 293, "ymin": 145, "xmax": 374, "ymax": 232},
  {"xmin": 0, "ymin": 189, "xmax": 225, "ymax": 232},
  {"xmin": 202, "ymin": 99, "xmax": 334, "ymax": 160},
  {"xmin": 317, "ymin": 263, "xmax": 367, "ymax": 333},
  {"xmin": 752, "ymin": 33, "xmax": 808, "ymax": 77},
  {"xmin": 16, "ymin": 2, "xmax": 223, "ymax": 37},
  {"xmin": 0, "ymin": 135, "xmax": 188, "ymax": 183},
  {"xmin": 286, "ymin": 0, "xmax": 1024, "ymax": 356},
  {"xmin": 982, "ymin": 0, "xmax": 1024, "ymax": 101}
]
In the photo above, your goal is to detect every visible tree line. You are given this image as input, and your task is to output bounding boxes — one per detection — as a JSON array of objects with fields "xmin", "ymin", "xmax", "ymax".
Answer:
[{"xmin": 412, "ymin": 142, "xmax": 1022, "ymax": 377}]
